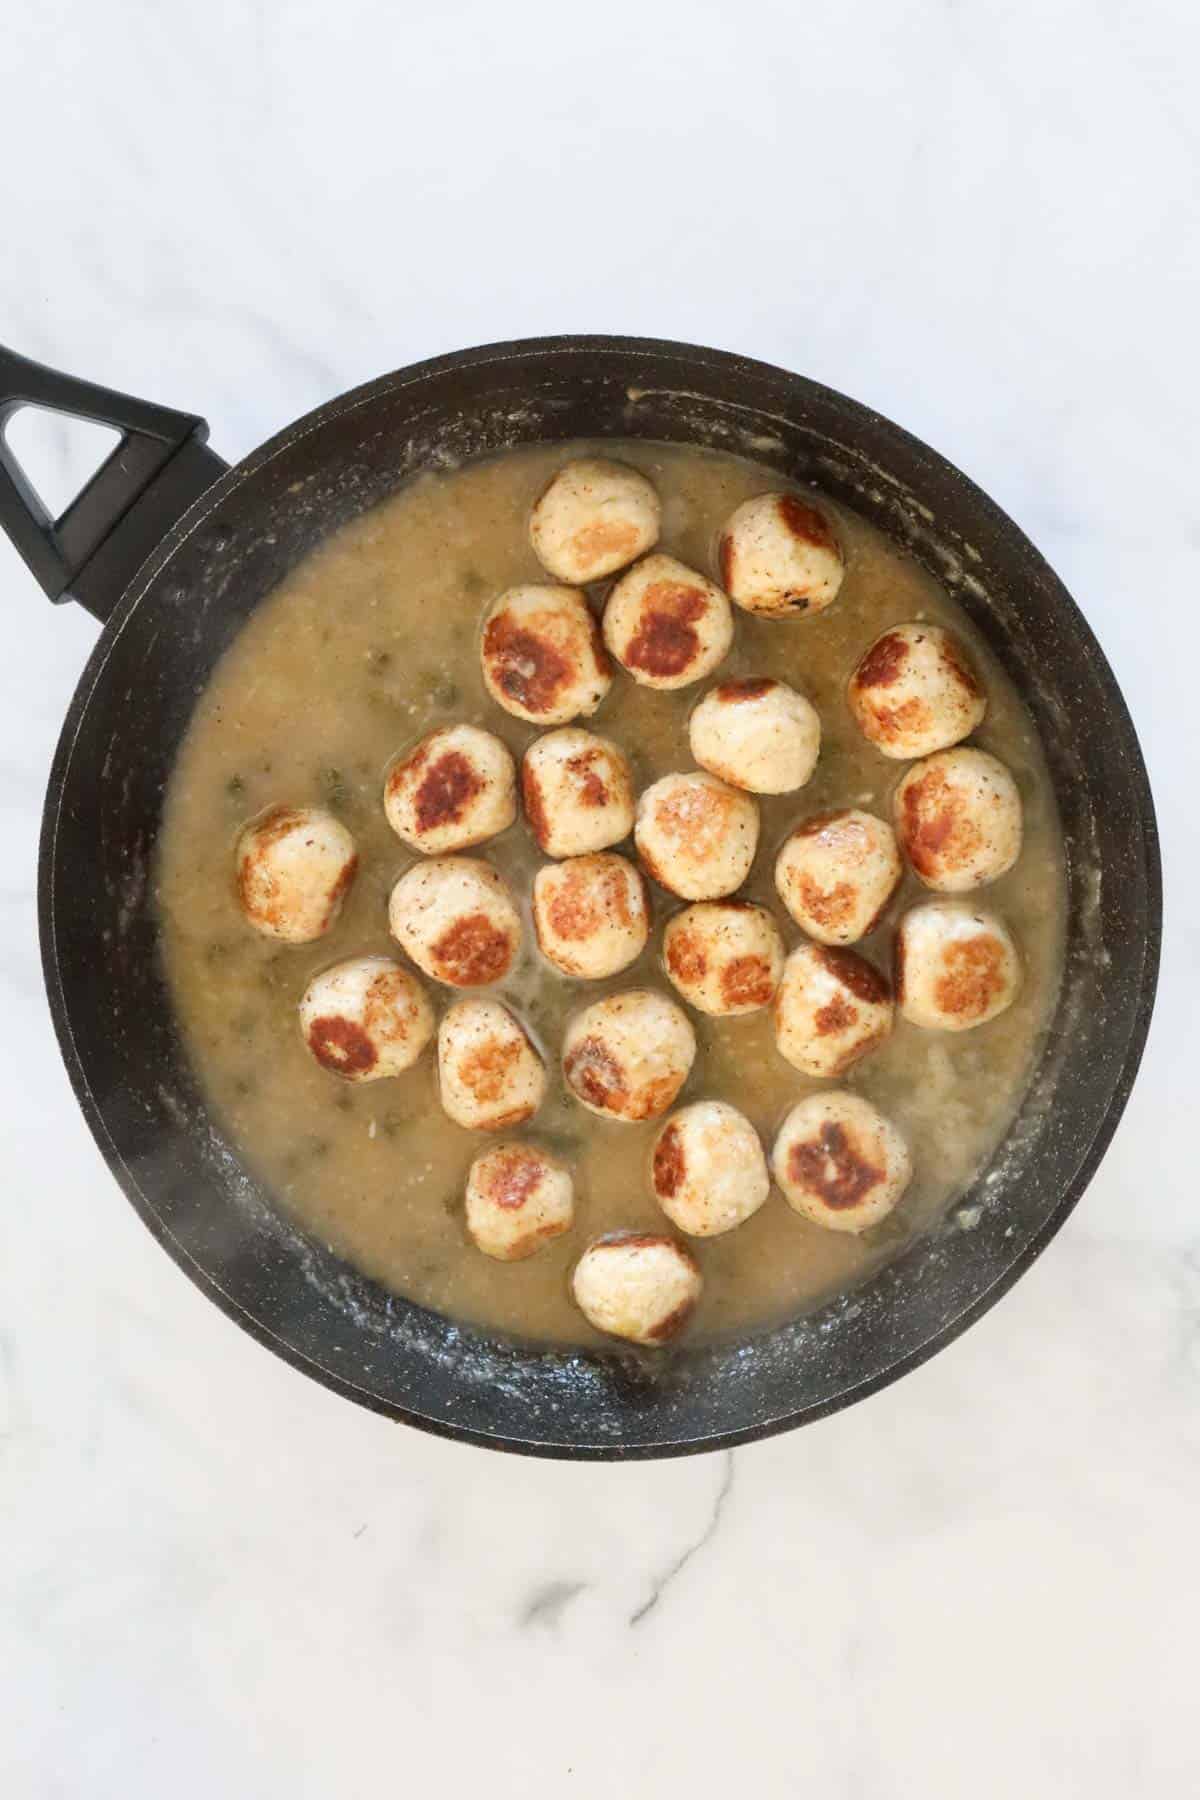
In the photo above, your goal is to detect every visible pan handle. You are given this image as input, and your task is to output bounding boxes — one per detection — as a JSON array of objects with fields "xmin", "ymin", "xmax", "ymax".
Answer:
[{"xmin": 0, "ymin": 345, "xmax": 229, "ymax": 623}]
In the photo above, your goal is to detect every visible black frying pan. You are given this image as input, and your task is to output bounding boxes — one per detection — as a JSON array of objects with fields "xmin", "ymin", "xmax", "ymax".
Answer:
[{"xmin": 1, "ymin": 335, "xmax": 1160, "ymax": 1458}]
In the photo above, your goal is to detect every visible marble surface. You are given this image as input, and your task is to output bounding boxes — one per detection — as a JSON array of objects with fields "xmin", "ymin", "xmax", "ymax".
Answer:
[{"xmin": 2, "ymin": 1, "xmax": 1197, "ymax": 1793}]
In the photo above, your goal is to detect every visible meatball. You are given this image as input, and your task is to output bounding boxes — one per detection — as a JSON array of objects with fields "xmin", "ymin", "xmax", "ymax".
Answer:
[
  {"xmin": 774, "ymin": 942, "xmax": 894, "ymax": 1078},
  {"xmin": 571, "ymin": 1232, "xmax": 701, "ymax": 1345},
  {"xmin": 464, "ymin": 1142, "xmax": 574, "ymax": 1261},
  {"xmin": 635, "ymin": 771, "xmax": 759, "ymax": 900},
  {"xmin": 529, "ymin": 457, "xmax": 660, "ymax": 585},
  {"xmin": 298, "ymin": 956, "xmax": 433, "ymax": 1081},
  {"xmin": 662, "ymin": 900, "xmax": 784, "ymax": 1016},
  {"xmin": 602, "ymin": 553, "xmax": 733, "ymax": 690},
  {"xmin": 235, "ymin": 805, "xmax": 357, "ymax": 944},
  {"xmin": 688, "ymin": 676, "xmax": 820, "ymax": 794},
  {"xmin": 896, "ymin": 901, "xmax": 1021, "ymax": 1031},
  {"xmin": 532, "ymin": 853, "xmax": 650, "ymax": 979},
  {"xmin": 388, "ymin": 856, "xmax": 521, "ymax": 988},
  {"xmin": 772, "ymin": 1091, "xmax": 912, "ymax": 1233},
  {"xmin": 775, "ymin": 809, "xmax": 902, "ymax": 945},
  {"xmin": 650, "ymin": 1101, "xmax": 770, "ymax": 1237},
  {"xmin": 847, "ymin": 621, "xmax": 987, "ymax": 760},
  {"xmin": 894, "ymin": 747, "xmax": 1022, "ymax": 892},
  {"xmin": 562, "ymin": 990, "xmax": 696, "ymax": 1122},
  {"xmin": 521, "ymin": 727, "xmax": 634, "ymax": 858},
  {"xmin": 437, "ymin": 998, "xmax": 547, "ymax": 1130},
  {"xmin": 384, "ymin": 723, "xmax": 516, "ymax": 854},
  {"xmin": 718, "ymin": 491, "xmax": 844, "ymax": 618},
  {"xmin": 480, "ymin": 584, "xmax": 612, "ymax": 725}
]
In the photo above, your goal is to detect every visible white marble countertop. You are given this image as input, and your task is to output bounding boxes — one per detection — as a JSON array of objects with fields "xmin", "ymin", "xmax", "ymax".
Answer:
[{"xmin": 2, "ymin": 3, "xmax": 1197, "ymax": 1793}]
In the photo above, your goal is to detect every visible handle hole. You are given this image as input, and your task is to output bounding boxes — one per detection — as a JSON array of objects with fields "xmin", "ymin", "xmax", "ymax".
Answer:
[{"xmin": 2, "ymin": 406, "xmax": 122, "ymax": 522}]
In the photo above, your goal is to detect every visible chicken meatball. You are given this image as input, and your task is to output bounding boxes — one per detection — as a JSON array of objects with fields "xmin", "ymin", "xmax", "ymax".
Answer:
[
  {"xmin": 896, "ymin": 901, "xmax": 1021, "ymax": 1031},
  {"xmin": 773, "ymin": 942, "xmax": 894, "ymax": 1078},
  {"xmin": 602, "ymin": 553, "xmax": 733, "ymax": 690},
  {"xmin": 847, "ymin": 621, "xmax": 987, "ymax": 760},
  {"xmin": 521, "ymin": 727, "xmax": 634, "ymax": 858},
  {"xmin": 571, "ymin": 1233, "xmax": 701, "ymax": 1345},
  {"xmin": 662, "ymin": 900, "xmax": 784, "ymax": 1016},
  {"xmin": 384, "ymin": 723, "xmax": 516, "ymax": 854},
  {"xmin": 529, "ymin": 457, "xmax": 661, "ymax": 585},
  {"xmin": 299, "ymin": 956, "xmax": 433, "ymax": 1081},
  {"xmin": 772, "ymin": 1091, "xmax": 912, "ymax": 1233},
  {"xmin": 464, "ymin": 1142, "xmax": 574, "ymax": 1261},
  {"xmin": 775, "ymin": 809, "xmax": 902, "ymax": 945},
  {"xmin": 894, "ymin": 747, "xmax": 1022, "ymax": 892},
  {"xmin": 688, "ymin": 676, "xmax": 820, "ymax": 793},
  {"xmin": 635, "ymin": 771, "xmax": 759, "ymax": 900},
  {"xmin": 718, "ymin": 491, "xmax": 844, "ymax": 618},
  {"xmin": 480, "ymin": 584, "xmax": 612, "ymax": 725},
  {"xmin": 437, "ymin": 999, "xmax": 547, "ymax": 1130},
  {"xmin": 532, "ymin": 853, "xmax": 650, "ymax": 979},
  {"xmin": 235, "ymin": 805, "xmax": 357, "ymax": 944},
  {"xmin": 388, "ymin": 856, "xmax": 521, "ymax": 987},
  {"xmin": 650, "ymin": 1101, "xmax": 770, "ymax": 1237},
  {"xmin": 562, "ymin": 990, "xmax": 696, "ymax": 1122}
]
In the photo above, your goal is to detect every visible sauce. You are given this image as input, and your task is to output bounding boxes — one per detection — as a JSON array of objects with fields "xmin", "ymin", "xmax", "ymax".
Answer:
[{"xmin": 157, "ymin": 441, "xmax": 1065, "ymax": 1345}]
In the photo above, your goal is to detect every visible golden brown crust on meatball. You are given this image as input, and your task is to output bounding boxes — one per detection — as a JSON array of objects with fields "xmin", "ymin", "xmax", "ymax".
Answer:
[
  {"xmin": 236, "ymin": 805, "xmax": 358, "ymax": 942},
  {"xmin": 718, "ymin": 492, "xmax": 844, "ymax": 618},
  {"xmin": 532, "ymin": 853, "xmax": 649, "ymax": 979},
  {"xmin": 529, "ymin": 459, "xmax": 660, "ymax": 584},
  {"xmin": 604, "ymin": 555, "xmax": 733, "ymax": 691},
  {"xmin": 481, "ymin": 586, "xmax": 612, "ymax": 725},
  {"xmin": 774, "ymin": 942, "xmax": 894, "ymax": 1077},
  {"xmin": 622, "ymin": 580, "xmax": 710, "ymax": 679},
  {"xmin": 541, "ymin": 857, "xmax": 642, "ymax": 942},
  {"xmin": 483, "ymin": 611, "xmax": 573, "ymax": 717},
  {"xmin": 652, "ymin": 1123, "xmax": 686, "ymax": 1198},
  {"xmin": 772, "ymin": 1092, "xmax": 911, "ymax": 1232},
  {"xmin": 520, "ymin": 729, "xmax": 634, "ymax": 859},
  {"xmin": 894, "ymin": 749, "xmax": 1021, "ymax": 892},
  {"xmin": 635, "ymin": 772, "xmax": 759, "ymax": 900},
  {"xmin": 389, "ymin": 857, "xmax": 521, "ymax": 988},
  {"xmin": 777, "ymin": 493, "xmax": 838, "ymax": 553},
  {"xmin": 895, "ymin": 901, "xmax": 1021, "ymax": 1031},
  {"xmin": 786, "ymin": 1120, "xmax": 884, "ymax": 1211},
  {"xmin": 437, "ymin": 999, "xmax": 546, "ymax": 1130},
  {"xmin": 715, "ymin": 675, "xmax": 775, "ymax": 703},
  {"xmin": 562, "ymin": 991, "xmax": 696, "ymax": 1122},
  {"xmin": 933, "ymin": 931, "xmax": 1010, "ymax": 1021},
  {"xmin": 431, "ymin": 912, "xmax": 513, "ymax": 986},
  {"xmin": 849, "ymin": 623, "xmax": 987, "ymax": 760},
  {"xmin": 465, "ymin": 1143, "xmax": 574, "ymax": 1260}
]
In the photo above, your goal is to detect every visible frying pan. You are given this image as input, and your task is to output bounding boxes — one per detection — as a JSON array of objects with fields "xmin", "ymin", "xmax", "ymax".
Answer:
[{"xmin": 0, "ymin": 335, "xmax": 1160, "ymax": 1458}]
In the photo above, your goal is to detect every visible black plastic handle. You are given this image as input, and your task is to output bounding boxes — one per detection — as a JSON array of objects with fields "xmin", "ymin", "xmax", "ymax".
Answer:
[{"xmin": 0, "ymin": 346, "xmax": 229, "ymax": 623}]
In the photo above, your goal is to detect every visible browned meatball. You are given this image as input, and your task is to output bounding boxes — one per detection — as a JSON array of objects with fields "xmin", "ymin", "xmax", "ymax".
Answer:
[
  {"xmin": 235, "ymin": 805, "xmax": 357, "ymax": 943},
  {"xmin": 894, "ymin": 748, "xmax": 1022, "ymax": 892},
  {"xmin": 388, "ymin": 857, "xmax": 521, "ymax": 988},
  {"xmin": 847, "ymin": 622, "xmax": 986, "ymax": 760},
  {"xmin": 480, "ymin": 585, "xmax": 612, "ymax": 725},
  {"xmin": 571, "ymin": 1233, "xmax": 701, "ymax": 1344},
  {"xmin": 772, "ymin": 1092, "xmax": 911, "ymax": 1232},
  {"xmin": 562, "ymin": 990, "xmax": 696, "ymax": 1122},
  {"xmin": 773, "ymin": 942, "xmax": 894, "ymax": 1077},
  {"xmin": 532, "ymin": 853, "xmax": 650, "ymax": 979},
  {"xmin": 384, "ymin": 724, "xmax": 516, "ymax": 854}
]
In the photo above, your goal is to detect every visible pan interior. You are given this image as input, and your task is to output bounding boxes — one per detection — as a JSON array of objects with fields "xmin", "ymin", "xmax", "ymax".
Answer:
[{"xmin": 156, "ymin": 436, "xmax": 1066, "ymax": 1348}]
